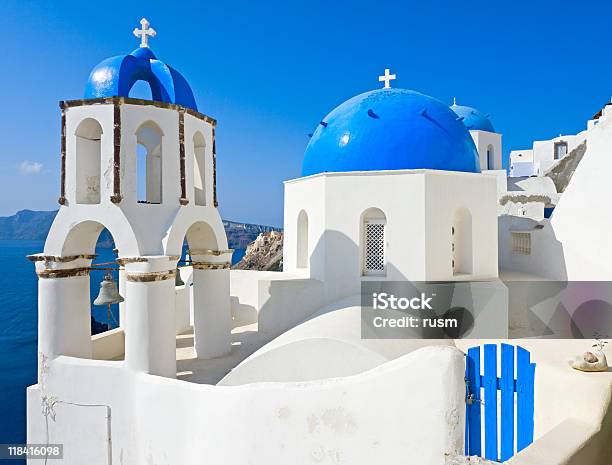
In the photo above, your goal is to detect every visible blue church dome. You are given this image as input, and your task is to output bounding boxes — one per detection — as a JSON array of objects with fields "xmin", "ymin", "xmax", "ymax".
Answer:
[
  {"xmin": 84, "ymin": 47, "xmax": 198, "ymax": 110},
  {"xmin": 450, "ymin": 101, "xmax": 495, "ymax": 132},
  {"xmin": 302, "ymin": 88, "xmax": 481, "ymax": 177}
]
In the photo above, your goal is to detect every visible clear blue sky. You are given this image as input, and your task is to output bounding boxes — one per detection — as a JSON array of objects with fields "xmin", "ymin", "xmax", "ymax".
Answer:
[{"xmin": 0, "ymin": 0, "xmax": 609, "ymax": 227}]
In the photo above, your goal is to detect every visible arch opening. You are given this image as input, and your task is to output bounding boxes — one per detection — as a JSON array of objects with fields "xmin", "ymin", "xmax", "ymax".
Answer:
[
  {"xmin": 75, "ymin": 118, "xmax": 103, "ymax": 204},
  {"xmin": 361, "ymin": 208, "xmax": 387, "ymax": 276},
  {"xmin": 59, "ymin": 220, "xmax": 126, "ymax": 359},
  {"xmin": 486, "ymin": 144, "xmax": 495, "ymax": 170},
  {"xmin": 296, "ymin": 210, "xmax": 309, "ymax": 269},
  {"xmin": 452, "ymin": 208, "xmax": 473, "ymax": 275},
  {"xmin": 193, "ymin": 132, "xmax": 206, "ymax": 206},
  {"xmin": 185, "ymin": 221, "xmax": 219, "ymax": 254},
  {"xmin": 135, "ymin": 121, "xmax": 163, "ymax": 204},
  {"xmin": 90, "ymin": 228, "xmax": 122, "ymax": 333},
  {"xmin": 174, "ymin": 221, "xmax": 223, "ymax": 334},
  {"xmin": 128, "ymin": 79, "xmax": 154, "ymax": 100}
]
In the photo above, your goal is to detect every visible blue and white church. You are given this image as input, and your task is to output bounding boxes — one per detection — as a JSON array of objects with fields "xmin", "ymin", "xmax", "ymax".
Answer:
[{"xmin": 25, "ymin": 19, "xmax": 612, "ymax": 465}]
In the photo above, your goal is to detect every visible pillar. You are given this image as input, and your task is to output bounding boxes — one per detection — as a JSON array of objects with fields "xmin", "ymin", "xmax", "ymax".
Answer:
[
  {"xmin": 174, "ymin": 269, "xmax": 190, "ymax": 335},
  {"xmin": 119, "ymin": 267, "xmax": 126, "ymax": 331},
  {"xmin": 118, "ymin": 268, "xmax": 127, "ymax": 330},
  {"xmin": 29, "ymin": 254, "xmax": 93, "ymax": 379},
  {"xmin": 192, "ymin": 251, "xmax": 232, "ymax": 359},
  {"xmin": 124, "ymin": 256, "xmax": 176, "ymax": 377}
]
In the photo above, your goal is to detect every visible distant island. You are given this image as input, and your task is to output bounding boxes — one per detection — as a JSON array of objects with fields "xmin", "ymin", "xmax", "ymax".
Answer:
[{"xmin": 0, "ymin": 210, "xmax": 281, "ymax": 250}]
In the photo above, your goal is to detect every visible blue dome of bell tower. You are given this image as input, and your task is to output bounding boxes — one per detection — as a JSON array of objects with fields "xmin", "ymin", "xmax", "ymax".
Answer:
[
  {"xmin": 450, "ymin": 100, "xmax": 495, "ymax": 132},
  {"xmin": 302, "ymin": 88, "xmax": 480, "ymax": 177},
  {"xmin": 84, "ymin": 18, "xmax": 198, "ymax": 110}
]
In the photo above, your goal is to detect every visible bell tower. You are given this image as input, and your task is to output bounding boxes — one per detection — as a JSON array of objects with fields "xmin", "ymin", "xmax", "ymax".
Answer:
[
  {"xmin": 29, "ymin": 20, "xmax": 232, "ymax": 378},
  {"xmin": 450, "ymin": 99, "xmax": 503, "ymax": 171}
]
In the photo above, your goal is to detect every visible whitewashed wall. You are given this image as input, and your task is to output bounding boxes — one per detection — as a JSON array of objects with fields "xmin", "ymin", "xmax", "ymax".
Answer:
[
  {"xmin": 230, "ymin": 270, "xmax": 325, "ymax": 336},
  {"xmin": 284, "ymin": 170, "xmax": 498, "ymax": 303},
  {"xmin": 28, "ymin": 346, "xmax": 466, "ymax": 465},
  {"xmin": 510, "ymin": 149, "xmax": 535, "ymax": 177},
  {"xmin": 470, "ymin": 130, "xmax": 502, "ymax": 170}
]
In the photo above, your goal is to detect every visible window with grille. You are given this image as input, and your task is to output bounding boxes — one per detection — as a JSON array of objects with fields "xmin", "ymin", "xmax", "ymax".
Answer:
[
  {"xmin": 364, "ymin": 221, "xmax": 386, "ymax": 275},
  {"xmin": 511, "ymin": 232, "xmax": 531, "ymax": 255}
]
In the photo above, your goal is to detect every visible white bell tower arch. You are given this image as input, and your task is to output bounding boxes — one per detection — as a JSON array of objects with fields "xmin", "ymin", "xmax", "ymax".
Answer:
[{"xmin": 30, "ymin": 22, "xmax": 232, "ymax": 377}]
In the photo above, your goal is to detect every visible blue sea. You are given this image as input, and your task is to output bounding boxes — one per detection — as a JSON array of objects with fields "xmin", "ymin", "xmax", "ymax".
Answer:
[{"xmin": 0, "ymin": 240, "xmax": 246, "ymax": 446}]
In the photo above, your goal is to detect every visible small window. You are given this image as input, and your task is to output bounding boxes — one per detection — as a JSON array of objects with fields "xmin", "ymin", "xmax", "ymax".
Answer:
[
  {"xmin": 296, "ymin": 210, "xmax": 309, "ymax": 269},
  {"xmin": 362, "ymin": 208, "xmax": 387, "ymax": 276},
  {"xmin": 453, "ymin": 208, "xmax": 473, "ymax": 275},
  {"xmin": 486, "ymin": 144, "xmax": 495, "ymax": 170},
  {"xmin": 364, "ymin": 221, "xmax": 386, "ymax": 274},
  {"xmin": 193, "ymin": 131, "xmax": 206, "ymax": 206},
  {"xmin": 554, "ymin": 141, "xmax": 568, "ymax": 160},
  {"xmin": 511, "ymin": 232, "xmax": 531, "ymax": 255}
]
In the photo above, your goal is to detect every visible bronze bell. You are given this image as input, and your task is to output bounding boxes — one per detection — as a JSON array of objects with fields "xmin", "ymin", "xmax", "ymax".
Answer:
[
  {"xmin": 175, "ymin": 268, "xmax": 185, "ymax": 286},
  {"xmin": 94, "ymin": 273, "xmax": 125, "ymax": 306}
]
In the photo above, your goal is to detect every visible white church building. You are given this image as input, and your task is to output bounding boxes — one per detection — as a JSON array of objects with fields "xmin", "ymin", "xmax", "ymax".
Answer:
[{"xmin": 25, "ymin": 21, "xmax": 612, "ymax": 465}]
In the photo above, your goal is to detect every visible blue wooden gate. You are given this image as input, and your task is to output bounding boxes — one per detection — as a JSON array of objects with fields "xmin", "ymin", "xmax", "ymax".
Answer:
[{"xmin": 465, "ymin": 344, "xmax": 536, "ymax": 462}]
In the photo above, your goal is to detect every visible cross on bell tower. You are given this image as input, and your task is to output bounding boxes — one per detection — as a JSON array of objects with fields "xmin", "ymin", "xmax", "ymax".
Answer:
[
  {"xmin": 378, "ymin": 68, "xmax": 397, "ymax": 89},
  {"xmin": 133, "ymin": 18, "xmax": 156, "ymax": 48}
]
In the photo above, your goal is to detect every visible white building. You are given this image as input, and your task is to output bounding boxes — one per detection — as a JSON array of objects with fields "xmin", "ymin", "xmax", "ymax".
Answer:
[
  {"xmin": 450, "ymin": 98, "xmax": 503, "ymax": 172},
  {"xmin": 509, "ymin": 127, "xmax": 590, "ymax": 177},
  {"xmin": 500, "ymin": 101, "xmax": 612, "ymax": 280},
  {"xmin": 25, "ymin": 21, "xmax": 612, "ymax": 465}
]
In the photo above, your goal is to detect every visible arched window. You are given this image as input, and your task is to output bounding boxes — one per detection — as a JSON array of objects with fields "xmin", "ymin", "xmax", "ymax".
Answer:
[
  {"xmin": 75, "ymin": 118, "xmax": 103, "ymax": 204},
  {"xmin": 296, "ymin": 210, "xmax": 309, "ymax": 269},
  {"xmin": 361, "ymin": 208, "xmax": 387, "ymax": 276},
  {"xmin": 486, "ymin": 144, "xmax": 495, "ymax": 170},
  {"xmin": 452, "ymin": 208, "xmax": 473, "ymax": 275},
  {"xmin": 135, "ymin": 121, "xmax": 163, "ymax": 204},
  {"xmin": 193, "ymin": 132, "xmax": 206, "ymax": 206}
]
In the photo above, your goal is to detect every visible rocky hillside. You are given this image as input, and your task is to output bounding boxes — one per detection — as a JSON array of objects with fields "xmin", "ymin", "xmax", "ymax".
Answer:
[
  {"xmin": 0, "ymin": 209, "xmax": 281, "ymax": 250},
  {"xmin": 544, "ymin": 141, "xmax": 587, "ymax": 193},
  {"xmin": 0, "ymin": 210, "xmax": 57, "ymax": 240},
  {"xmin": 222, "ymin": 220, "xmax": 280, "ymax": 249},
  {"xmin": 233, "ymin": 231, "xmax": 283, "ymax": 271}
]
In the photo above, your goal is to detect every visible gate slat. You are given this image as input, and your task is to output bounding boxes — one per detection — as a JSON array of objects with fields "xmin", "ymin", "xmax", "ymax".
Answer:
[
  {"xmin": 500, "ymin": 344, "xmax": 515, "ymax": 461},
  {"xmin": 483, "ymin": 344, "xmax": 498, "ymax": 461},
  {"xmin": 527, "ymin": 362, "xmax": 536, "ymax": 443},
  {"xmin": 466, "ymin": 346, "xmax": 481, "ymax": 456},
  {"xmin": 517, "ymin": 346, "xmax": 535, "ymax": 452}
]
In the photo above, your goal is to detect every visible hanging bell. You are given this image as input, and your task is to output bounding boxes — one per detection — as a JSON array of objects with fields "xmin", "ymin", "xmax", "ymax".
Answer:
[
  {"xmin": 175, "ymin": 268, "xmax": 185, "ymax": 286},
  {"xmin": 94, "ymin": 273, "xmax": 125, "ymax": 306}
]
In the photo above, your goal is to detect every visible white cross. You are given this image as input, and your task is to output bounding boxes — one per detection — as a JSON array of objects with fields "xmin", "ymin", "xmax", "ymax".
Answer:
[
  {"xmin": 378, "ymin": 68, "xmax": 397, "ymax": 89},
  {"xmin": 133, "ymin": 18, "xmax": 156, "ymax": 48}
]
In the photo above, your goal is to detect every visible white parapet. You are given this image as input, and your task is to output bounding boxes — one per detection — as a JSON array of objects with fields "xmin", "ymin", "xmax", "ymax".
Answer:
[{"xmin": 27, "ymin": 345, "xmax": 466, "ymax": 465}]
